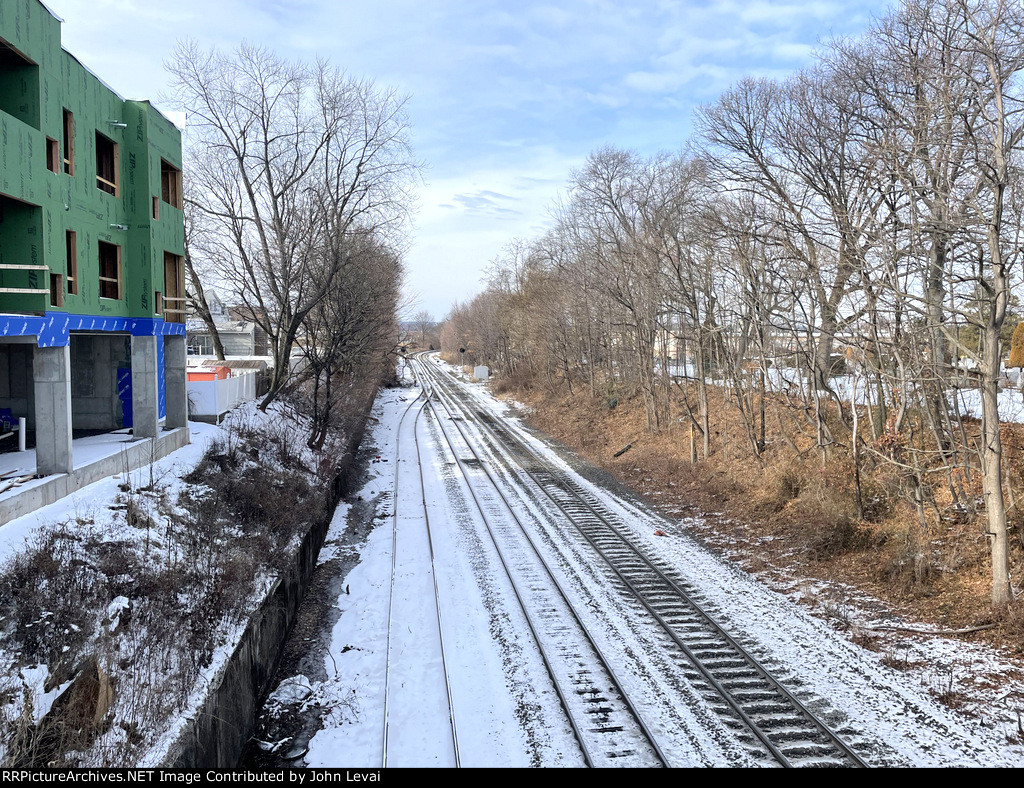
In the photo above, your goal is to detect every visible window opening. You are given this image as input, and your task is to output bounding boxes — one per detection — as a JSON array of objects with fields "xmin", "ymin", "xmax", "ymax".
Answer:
[
  {"xmin": 98, "ymin": 240, "xmax": 121, "ymax": 299},
  {"xmin": 65, "ymin": 230, "xmax": 77, "ymax": 295},
  {"xmin": 49, "ymin": 273, "xmax": 63, "ymax": 307},
  {"xmin": 95, "ymin": 132, "xmax": 118, "ymax": 196},
  {"xmin": 46, "ymin": 137, "xmax": 59, "ymax": 173},
  {"xmin": 161, "ymin": 160, "xmax": 182, "ymax": 209},
  {"xmin": 62, "ymin": 109, "xmax": 74, "ymax": 175}
]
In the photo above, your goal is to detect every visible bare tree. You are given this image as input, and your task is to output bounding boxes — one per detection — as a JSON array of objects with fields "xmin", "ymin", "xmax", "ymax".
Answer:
[
  {"xmin": 167, "ymin": 41, "xmax": 417, "ymax": 407},
  {"xmin": 182, "ymin": 165, "xmax": 226, "ymax": 360},
  {"xmin": 411, "ymin": 309, "xmax": 434, "ymax": 347},
  {"xmin": 300, "ymin": 230, "xmax": 403, "ymax": 449},
  {"xmin": 949, "ymin": 0, "xmax": 1024, "ymax": 604},
  {"xmin": 438, "ymin": 0, "xmax": 1024, "ymax": 610}
]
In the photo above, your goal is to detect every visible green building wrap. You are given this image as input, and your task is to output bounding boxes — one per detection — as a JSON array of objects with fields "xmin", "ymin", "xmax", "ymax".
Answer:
[
  {"xmin": 0, "ymin": 0, "xmax": 186, "ymax": 333},
  {"xmin": 0, "ymin": 0, "xmax": 188, "ymax": 446}
]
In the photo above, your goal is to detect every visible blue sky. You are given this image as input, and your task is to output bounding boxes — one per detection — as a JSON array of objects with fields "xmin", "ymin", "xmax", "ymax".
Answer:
[{"xmin": 45, "ymin": 0, "xmax": 892, "ymax": 319}]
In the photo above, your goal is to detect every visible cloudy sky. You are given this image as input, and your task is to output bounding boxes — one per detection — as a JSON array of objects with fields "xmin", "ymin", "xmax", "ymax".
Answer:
[{"xmin": 44, "ymin": 0, "xmax": 891, "ymax": 319}]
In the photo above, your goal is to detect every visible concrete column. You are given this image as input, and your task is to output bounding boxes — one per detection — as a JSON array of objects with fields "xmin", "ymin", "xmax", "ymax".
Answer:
[
  {"xmin": 164, "ymin": 334, "xmax": 187, "ymax": 429},
  {"xmin": 131, "ymin": 335, "xmax": 160, "ymax": 438},
  {"xmin": 33, "ymin": 344, "xmax": 73, "ymax": 475}
]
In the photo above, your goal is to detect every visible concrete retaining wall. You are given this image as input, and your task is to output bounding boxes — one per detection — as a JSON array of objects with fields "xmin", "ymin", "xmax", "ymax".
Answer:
[{"xmin": 158, "ymin": 386, "xmax": 376, "ymax": 768}]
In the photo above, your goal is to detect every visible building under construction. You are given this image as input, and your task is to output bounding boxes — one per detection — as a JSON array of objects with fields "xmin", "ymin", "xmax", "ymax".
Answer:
[{"xmin": 0, "ymin": 0, "xmax": 187, "ymax": 477}]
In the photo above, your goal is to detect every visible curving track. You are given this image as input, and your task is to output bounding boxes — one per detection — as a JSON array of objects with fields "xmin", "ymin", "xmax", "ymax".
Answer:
[
  {"xmin": 412, "ymin": 353, "xmax": 869, "ymax": 768},
  {"xmin": 415, "ymin": 360, "xmax": 668, "ymax": 767},
  {"xmin": 380, "ymin": 390, "xmax": 460, "ymax": 767}
]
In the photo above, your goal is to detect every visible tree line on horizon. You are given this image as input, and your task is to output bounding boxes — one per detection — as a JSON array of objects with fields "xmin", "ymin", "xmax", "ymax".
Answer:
[{"xmin": 442, "ymin": 0, "xmax": 1024, "ymax": 606}]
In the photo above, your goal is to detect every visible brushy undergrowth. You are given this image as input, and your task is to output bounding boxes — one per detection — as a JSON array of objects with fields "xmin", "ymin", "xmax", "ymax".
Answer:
[
  {"xmin": 0, "ymin": 402, "xmax": 341, "ymax": 767},
  {"xmin": 513, "ymin": 377, "xmax": 1015, "ymax": 633}
]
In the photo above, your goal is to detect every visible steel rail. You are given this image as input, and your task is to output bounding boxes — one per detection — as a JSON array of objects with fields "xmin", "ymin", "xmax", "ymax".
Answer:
[
  {"xmin": 411, "ymin": 371, "xmax": 462, "ymax": 767},
  {"xmin": 380, "ymin": 387, "xmax": 423, "ymax": 767},
  {"xmin": 425, "ymin": 355, "xmax": 869, "ymax": 768},
  {"xmin": 413, "ymin": 355, "xmax": 668, "ymax": 768},
  {"xmin": 417, "ymin": 364, "xmax": 599, "ymax": 768},
  {"xmin": 380, "ymin": 381, "xmax": 461, "ymax": 767}
]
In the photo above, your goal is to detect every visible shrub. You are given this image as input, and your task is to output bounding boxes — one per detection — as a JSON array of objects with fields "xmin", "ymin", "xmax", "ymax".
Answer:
[
  {"xmin": 878, "ymin": 528, "xmax": 936, "ymax": 593},
  {"xmin": 0, "ymin": 400, "xmax": 342, "ymax": 766},
  {"xmin": 755, "ymin": 459, "xmax": 803, "ymax": 514}
]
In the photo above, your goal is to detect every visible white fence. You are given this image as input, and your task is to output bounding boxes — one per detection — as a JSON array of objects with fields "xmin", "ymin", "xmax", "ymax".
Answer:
[{"xmin": 187, "ymin": 370, "xmax": 258, "ymax": 421}]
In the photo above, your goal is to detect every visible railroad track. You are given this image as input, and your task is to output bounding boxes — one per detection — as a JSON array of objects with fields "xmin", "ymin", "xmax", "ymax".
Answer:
[
  {"xmin": 412, "ymin": 357, "xmax": 668, "ymax": 767},
  {"xmin": 416, "ymin": 354, "xmax": 869, "ymax": 768},
  {"xmin": 381, "ymin": 388, "xmax": 460, "ymax": 767}
]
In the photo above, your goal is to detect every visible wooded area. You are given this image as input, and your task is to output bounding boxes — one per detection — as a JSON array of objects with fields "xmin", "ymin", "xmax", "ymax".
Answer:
[
  {"xmin": 442, "ymin": 0, "xmax": 1024, "ymax": 607},
  {"xmin": 168, "ymin": 42, "xmax": 417, "ymax": 447}
]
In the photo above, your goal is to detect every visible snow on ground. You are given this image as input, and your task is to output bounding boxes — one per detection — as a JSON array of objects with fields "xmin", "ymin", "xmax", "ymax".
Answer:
[
  {"xmin": 296, "ymin": 387, "xmax": 415, "ymax": 766},
  {"xmin": 0, "ymin": 422, "xmax": 221, "ymax": 566},
  {"xmin": 0, "ymin": 400, "xmax": 336, "ymax": 767},
  {"xmin": 667, "ymin": 361, "xmax": 1024, "ymax": 424},
  {"xmin": 956, "ymin": 386, "xmax": 1024, "ymax": 423},
  {"xmin": 454, "ymin": 359, "xmax": 1024, "ymax": 766},
  {"xmin": 0, "ymin": 419, "xmax": 224, "ymax": 765},
  {"xmin": 0, "ymin": 429, "xmax": 194, "ymax": 501},
  {"xmin": 260, "ymin": 360, "xmax": 1024, "ymax": 767},
  {"xmin": 294, "ymin": 382, "xmax": 580, "ymax": 767},
  {"xmin": 501, "ymin": 438, "xmax": 1023, "ymax": 759}
]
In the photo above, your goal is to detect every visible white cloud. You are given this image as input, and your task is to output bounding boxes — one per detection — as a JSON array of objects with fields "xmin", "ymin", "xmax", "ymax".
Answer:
[
  {"xmin": 39, "ymin": 0, "xmax": 894, "ymax": 318},
  {"xmin": 405, "ymin": 153, "xmax": 574, "ymax": 315},
  {"xmin": 530, "ymin": 4, "xmax": 577, "ymax": 29}
]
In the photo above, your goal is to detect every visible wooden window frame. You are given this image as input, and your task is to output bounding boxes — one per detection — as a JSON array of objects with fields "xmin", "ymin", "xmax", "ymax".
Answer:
[
  {"xmin": 161, "ymin": 159, "xmax": 183, "ymax": 209},
  {"xmin": 95, "ymin": 131, "xmax": 119, "ymax": 196},
  {"xmin": 49, "ymin": 273, "xmax": 63, "ymax": 307},
  {"xmin": 65, "ymin": 230, "xmax": 77, "ymax": 295},
  {"xmin": 63, "ymin": 109, "xmax": 75, "ymax": 175},
  {"xmin": 152, "ymin": 196, "xmax": 160, "ymax": 221},
  {"xmin": 46, "ymin": 136, "xmax": 59, "ymax": 174},
  {"xmin": 98, "ymin": 240, "xmax": 122, "ymax": 300},
  {"xmin": 163, "ymin": 252, "xmax": 186, "ymax": 323}
]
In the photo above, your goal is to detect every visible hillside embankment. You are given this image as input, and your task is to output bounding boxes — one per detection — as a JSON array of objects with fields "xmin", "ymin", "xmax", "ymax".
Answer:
[
  {"xmin": 0, "ymin": 378, "xmax": 382, "ymax": 768},
  {"xmin": 501, "ymin": 379, "xmax": 1024, "ymax": 655}
]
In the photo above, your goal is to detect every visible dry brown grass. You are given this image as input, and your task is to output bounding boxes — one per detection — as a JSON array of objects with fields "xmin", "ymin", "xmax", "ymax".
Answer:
[
  {"xmin": 0, "ymin": 403, "xmax": 341, "ymax": 767},
  {"xmin": 510, "ymin": 378, "xmax": 1024, "ymax": 640}
]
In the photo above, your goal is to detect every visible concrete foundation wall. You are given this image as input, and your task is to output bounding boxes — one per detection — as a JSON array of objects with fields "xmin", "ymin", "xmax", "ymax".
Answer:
[
  {"xmin": 0, "ymin": 345, "xmax": 34, "ymax": 427},
  {"xmin": 0, "ymin": 426, "xmax": 189, "ymax": 524},
  {"xmin": 165, "ymin": 335, "xmax": 186, "ymax": 430},
  {"xmin": 70, "ymin": 334, "xmax": 129, "ymax": 430},
  {"xmin": 131, "ymin": 335, "xmax": 160, "ymax": 438},
  {"xmin": 32, "ymin": 344, "xmax": 73, "ymax": 475}
]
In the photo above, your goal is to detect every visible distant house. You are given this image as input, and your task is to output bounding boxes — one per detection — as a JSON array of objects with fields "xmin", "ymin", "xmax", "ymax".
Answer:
[
  {"xmin": 188, "ymin": 320, "xmax": 269, "ymax": 357},
  {"xmin": 187, "ymin": 290, "xmax": 270, "ymax": 358}
]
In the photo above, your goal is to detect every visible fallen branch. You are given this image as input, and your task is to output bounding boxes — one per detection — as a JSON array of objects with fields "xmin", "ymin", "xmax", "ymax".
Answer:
[
  {"xmin": 860, "ymin": 623, "xmax": 997, "ymax": 636},
  {"xmin": 613, "ymin": 442, "xmax": 634, "ymax": 458}
]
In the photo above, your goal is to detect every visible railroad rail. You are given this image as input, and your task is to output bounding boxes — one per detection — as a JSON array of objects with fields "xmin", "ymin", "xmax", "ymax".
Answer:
[
  {"xmin": 412, "ymin": 357, "xmax": 669, "ymax": 767},
  {"xmin": 416, "ymin": 354, "xmax": 869, "ymax": 768},
  {"xmin": 381, "ymin": 388, "xmax": 461, "ymax": 767}
]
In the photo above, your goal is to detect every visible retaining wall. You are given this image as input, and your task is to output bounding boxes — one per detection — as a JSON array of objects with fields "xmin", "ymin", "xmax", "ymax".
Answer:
[{"xmin": 157, "ymin": 386, "xmax": 377, "ymax": 768}]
